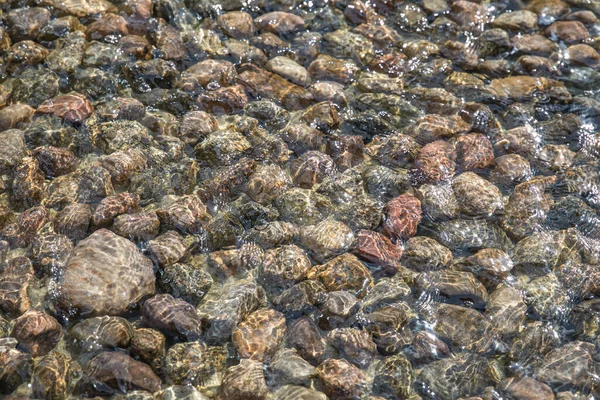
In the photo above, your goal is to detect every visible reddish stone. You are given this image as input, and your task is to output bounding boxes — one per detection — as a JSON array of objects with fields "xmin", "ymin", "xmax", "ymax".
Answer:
[
  {"xmin": 414, "ymin": 140, "xmax": 457, "ymax": 183},
  {"xmin": 383, "ymin": 194, "xmax": 422, "ymax": 240},
  {"xmin": 455, "ymin": 133, "xmax": 495, "ymax": 171},
  {"xmin": 37, "ymin": 92, "xmax": 93, "ymax": 124},
  {"xmin": 353, "ymin": 230, "xmax": 403, "ymax": 274}
]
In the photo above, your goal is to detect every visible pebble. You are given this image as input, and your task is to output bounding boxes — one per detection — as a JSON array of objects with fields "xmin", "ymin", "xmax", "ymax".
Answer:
[
  {"xmin": 142, "ymin": 293, "xmax": 202, "ymax": 340},
  {"xmin": 383, "ymin": 194, "xmax": 422, "ymax": 240},
  {"xmin": 11, "ymin": 310, "xmax": 63, "ymax": 357},
  {"xmin": 130, "ymin": 328, "xmax": 166, "ymax": 372},
  {"xmin": 221, "ymin": 359, "xmax": 269, "ymax": 400},
  {"xmin": 79, "ymin": 351, "xmax": 161, "ymax": 395},
  {"xmin": 69, "ymin": 316, "xmax": 133, "ymax": 355},
  {"xmin": 0, "ymin": 257, "xmax": 34, "ymax": 317},
  {"xmin": 36, "ymin": 92, "xmax": 94, "ymax": 124},
  {"xmin": 316, "ymin": 359, "xmax": 368, "ymax": 400},
  {"xmin": 545, "ymin": 20, "xmax": 590, "ymax": 43},
  {"xmin": 255, "ymin": 12, "xmax": 305, "ymax": 36},
  {"xmin": 232, "ymin": 309, "xmax": 286, "ymax": 361}
]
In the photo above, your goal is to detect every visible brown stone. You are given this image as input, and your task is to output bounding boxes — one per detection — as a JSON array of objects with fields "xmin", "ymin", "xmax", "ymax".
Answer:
[
  {"xmin": 80, "ymin": 351, "xmax": 161, "ymax": 395},
  {"xmin": 218, "ymin": 11, "xmax": 256, "ymax": 39},
  {"xmin": 455, "ymin": 133, "xmax": 495, "ymax": 171},
  {"xmin": 254, "ymin": 11, "xmax": 305, "ymax": 36},
  {"xmin": 353, "ymin": 229, "xmax": 403, "ymax": 274},
  {"xmin": 11, "ymin": 310, "xmax": 62, "ymax": 357},
  {"xmin": 221, "ymin": 359, "xmax": 269, "ymax": 400},
  {"xmin": 87, "ymin": 13, "xmax": 128, "ymax": 40},
  {"xmin": 383, "ymin": 194, "xmax": 422, "ymax": 240},
  {"xmin": 92, "ymin": 192, "xmax": 140, "ymax": 227},
  {"xmin": 0, "ymin": 257, "xmax": 34, "ymax": 317},
  {"xmin": 32, "ymin": 146, "xmax": 78, "ymax": 178},
  {"xmin": 316, "ymin": 359, "xmax": 368, "ymax": 400},
  {"xmin": 232, "ymin": 309, "xmax": 286, "ymax": 362},
  {"xmin": 545, "ymin": 21, "xmax": 589, "ymax": 44},
  {"xmin": 414, "ymin": 140, "xmax": 457, "ymax": 183},
  {"xmin": 36, "ymin": 92, "xmax": 93, "ymax": 124},
  {"xmin": 307, "ymin": 253, "xmax": 373, "ymax": 299}
]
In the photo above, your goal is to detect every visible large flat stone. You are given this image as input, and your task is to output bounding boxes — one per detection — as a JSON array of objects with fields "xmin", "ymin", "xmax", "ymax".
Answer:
[{"xmin": 54, "ymin": 228, "xmax": 155, "ymax": 317}]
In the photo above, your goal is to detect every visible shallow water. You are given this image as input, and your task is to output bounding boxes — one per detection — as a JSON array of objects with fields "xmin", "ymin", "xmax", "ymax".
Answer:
[{"xmin": 1, "ymin": 0, "xmax": 600, "ymax": 399}]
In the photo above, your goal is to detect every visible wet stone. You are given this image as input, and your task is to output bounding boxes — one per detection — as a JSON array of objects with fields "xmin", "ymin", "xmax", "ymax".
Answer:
[
  {"xmin": 491, "ymin": 10, "xmax": 538, "ymax": 32},
  {"xmin": 353, "ymin": 229, "xmax": 403, "ymax": 274},
  {"xmin": 318, "ymin": 290, "xmax": 359, "ymax": 330},
  {"xmin": 273, "ymin": 280, "xmax": 325, "ymax": 316},
  {"xmin": 12, "ymin": 67, "xmax": 60, "ymax": 108},
  {"xmin": 454, "ymin": 133, "xmax": 495, "ymax": 171},
  {"xmin": 69, "ymin": 316, "xmax": 133, "ymax": 353},
  {"xmin": 402, "ymin": 236, "xmax": 452, "ymax": 272},
  {"xmin": 0, "ymin": 257, "xmax": 34, "ymax": 317},
  {"xmin": 327, "ymin": 327, "xmax": 378, "ymax": 368},
  {"xmin": 383, "ymin": 194, "xmax": 422, "ymax": 240},
  {"xmin": 0, "ymin": 106, "xmax": 35, "ymax": 132},
  {"xmin": 452, "ymin": 172, "xmax": 504, "ymax": 217},
  {"xmin": 37, "ymin": 92, "xmax": 94, "ymax": 124},
  {"xmin": 130, "ymin": 328, "xmax": 166, "ymax": 372},
  {"xmin": 456, "ymin": 248, "xmax": 514, "ymax": 288},
  {"xmin": 545, "ymin": 20, "xmax": 589, "ymax": 44},
  {"xmin": 53, "ymin": 228, "xmax": 155, "ymax": 317},
  {"xmin": 490, "ymin": 154, "xmax": 532, "ymax": 187},
  {"xmin": 6, "ymin": 40, "xmax": 49, "ymax": 70},
  {"xmin": 11, "ymin": 310, "xmax": 63, "ymax": 357},
  {"xmin": 308, "ymin": 55, "xmax": 359, "ymax": 84},
  {"xmin": 32, "ymin": 146, "xmax": 78, "ymax": 178},
  {"xmin": 113, "ymin": 211, "xmax": 160, "ymax": 241},
  {"xmin": 307, "ymin": 253, "xmax": 373, "ymax": 299},
  {"xmin": 298, "ymin": 219, "xmax": 354, "ymax": 262},
  {"xmin": 31, "ymin": 351, "xmax": 74, "ymax": 400},
  {"xmin": 221, "ymin": 359, "xmax": 269, "ymax": 400},
  {"xmin": 218, "ymin": 11, "xmax": 255, "ymax": 39},
  {"xmin": 416, "ymin": 183, "xmax": 459, "ymax": 222},
  {"xmin": 142, "ymin": 293, "xmax": 202, "ymax": 340},
  {"xmin": 3, "ymin": 205, "xmax": 49, "ymax": 248},
  {"xmin": 497, "ymin": 377, "xmax": 554, "ymax": 400},
  {"xmin": 198, "ymin": 281, "xmax": 265, "ymax": 345},
  {"xmin": 485, "ymin": 284, "xmax": 527, "ymax": 337},
  {"xmin": 316, "ymin": 358, "xmax": 368, "ymax": 400},
  {"xmin": 414, "ymin": 140, "xmax": 456, "ymax": 183},
  {"xmin": 428, "ymin": 303, "xmax": 500, "ymax": 354},
  {"xmin": 11, "ymin": 156, "xmax": 45, "ymax": 208},
  {"xmin": 260, "ymin": 244, "xmax": 312, "ymax": 289},
  {"xmin": 0, "ymin": 130, "xmax": 27, "ymax": 178},
  {"xmin": 408, "ymin": 330, "xmax": 450, "ymax": 364},
  {"xmin": 91, "ymin": 192, "xmax": 139, "ymax": 228},
  {"xmin": 148, "ymin": 230, "xmax": 187, "ymax": 268},
  {"xmin": 268, "ymin": 349, "xmax": 316, "ymax": 388},
  {"xmin": 535, "ymin": 341, "xmax": 596, "ymax": 391},
  {"xmin": 31, "ymin": 232, "xmax": 73, "ymax": 274},
  {"xmin": 416, "ymin": 354, "xmax": 501, "ymax": 400},
  {"xmin": 266, "ymin": 56, "xmax": 311, "ymax": 87},
  {"xmin": 163, "ymin": 342, "xmax": 227, "ymax": 388},
  {"xmin": 79, "ymin": 351, "xmax": 161, "ymax": 395},
  {"xmin": 432, "ymin": 219, "xmax": 513, "ymax": 253},
  {"xmin": 0, "ymin": 347, "xmax": 32, "ymax": 395},
  {"xmin": 255, "ymin": 11, "xmax": 305, "ymax": 36},
  {"xmin": 287, "ymin": 316, "xmax": 330, "ymax": 365},
  {"xmin": 232, "ymin": 308, "xmax": 286, "ymax": 362},
  {"xmin": 245, "ymin": 164, "xmax": 291, "ymax": 205},
  {"xmin": 416, "ymin": 270, "xmax": 488, "ymax": 308},
  {"xmin": 157, "ymin": 385, "xmax": 208, "ymax": 400}
]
